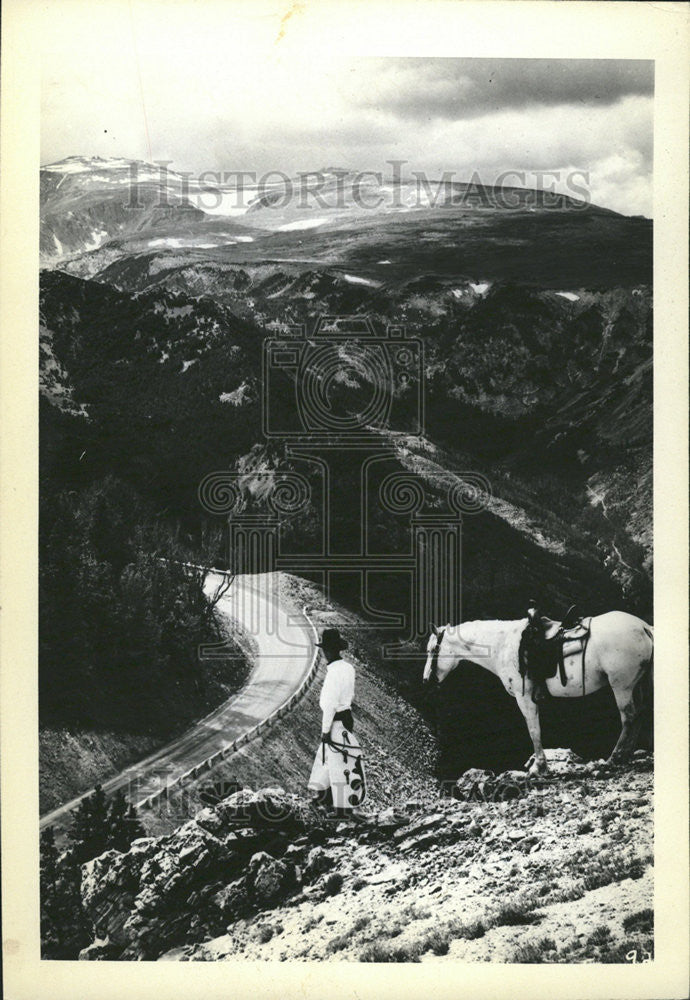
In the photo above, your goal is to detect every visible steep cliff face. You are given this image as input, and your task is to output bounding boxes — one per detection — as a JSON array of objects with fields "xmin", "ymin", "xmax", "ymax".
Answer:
[{"xmin": 75, "ymin": 751, "xmax": 653, "ymax": 963}]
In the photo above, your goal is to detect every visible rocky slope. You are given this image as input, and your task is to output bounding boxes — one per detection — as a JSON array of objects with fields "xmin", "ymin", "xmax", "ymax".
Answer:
[
  {"xmin": 77, "ymin": 749, "xmax": 653, "ymax": 963},
  {"xmin": 39, "ymin": 266, "xmax": 652, "ymax": 606}
]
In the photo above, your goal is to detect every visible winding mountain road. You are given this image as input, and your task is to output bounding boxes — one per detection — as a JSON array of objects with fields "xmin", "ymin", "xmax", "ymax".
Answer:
[{"xmin": 40, "ymin": 572, "xmax": 316, "ymax": 841}]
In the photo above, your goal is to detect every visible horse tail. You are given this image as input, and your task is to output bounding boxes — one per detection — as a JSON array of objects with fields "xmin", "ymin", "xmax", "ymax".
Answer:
[
  {"xmin": 635, "ymin": 625, "xmax": 654, "ymax": 748},
  {"xmin": 642, "ymin": 625, "xmax": 654, "ymax": 682}
]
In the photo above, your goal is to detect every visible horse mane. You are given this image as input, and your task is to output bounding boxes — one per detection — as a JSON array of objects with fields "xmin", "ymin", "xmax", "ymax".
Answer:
[
  {"xmin": 446, "ymin": 617, "xmax": 527, "ymax": 635},
  {"xmin": 445, "ymin": 618, "xmax": 527, "ymax": 671}
]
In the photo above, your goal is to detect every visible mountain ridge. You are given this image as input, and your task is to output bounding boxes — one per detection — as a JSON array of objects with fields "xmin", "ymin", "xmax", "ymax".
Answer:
[{"xmin": 40, "ymin": 156, "xmax": 650, "ymax": 287}]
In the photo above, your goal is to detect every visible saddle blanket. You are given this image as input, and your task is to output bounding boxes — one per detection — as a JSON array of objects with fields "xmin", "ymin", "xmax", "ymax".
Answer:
[{"xmin": 308, "ymin": 719, "xmax": 367, "ymax": 809}]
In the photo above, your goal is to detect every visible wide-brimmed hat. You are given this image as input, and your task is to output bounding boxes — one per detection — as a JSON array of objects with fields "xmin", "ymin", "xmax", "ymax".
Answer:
[{"xmin": 316, "ymin": 627, "xmax": 348, "ymax": 651}]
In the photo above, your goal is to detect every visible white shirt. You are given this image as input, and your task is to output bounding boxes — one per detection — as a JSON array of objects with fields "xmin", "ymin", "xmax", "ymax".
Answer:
[{"xmin": 319, "ymin": 658, "xmax": 355, "ymax": 733}]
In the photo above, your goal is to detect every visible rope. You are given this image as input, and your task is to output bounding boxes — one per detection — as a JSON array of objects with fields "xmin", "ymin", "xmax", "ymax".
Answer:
[{"xmin": 322, "ymin": 738, "xmax": 361, "ymax": 762}]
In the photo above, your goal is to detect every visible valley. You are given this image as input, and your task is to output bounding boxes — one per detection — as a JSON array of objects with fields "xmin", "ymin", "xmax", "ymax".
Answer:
[{"xmin": 38, "ymin": 157, "xmax": 654, "ymax": 961}]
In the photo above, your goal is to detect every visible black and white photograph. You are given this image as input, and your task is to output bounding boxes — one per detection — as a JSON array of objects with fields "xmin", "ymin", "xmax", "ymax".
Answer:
[{"xmin": 1, "ymin": 0, "xmax": 688, "ymax": 996}]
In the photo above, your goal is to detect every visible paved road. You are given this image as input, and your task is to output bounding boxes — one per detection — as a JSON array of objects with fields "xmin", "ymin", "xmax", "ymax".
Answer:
[{"xmin": 40, "ymin": 572, "xmax": 315, "ymax": 840}]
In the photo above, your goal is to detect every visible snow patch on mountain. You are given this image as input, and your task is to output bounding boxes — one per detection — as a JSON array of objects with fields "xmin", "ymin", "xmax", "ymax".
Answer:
[
  {"xmin": 219, "ymin": 382, "xmax": 250, "ymax": 406},
  {"xmin": 343, "ymin": 274, "xmax": 379, "ymax": 287},
  {"xmin": 83, "ymin": 230, "xmax": 110, "ymax": 252},
  {"xmin": 278, "ymin": 218, "xmax": 328, "ymax": 232},
  {"xmin": 153, "ymin": 303, "xmax": 193, "ymax": 319},
  {"xmin": 149, "ymin": 238, "xmax": 188, "ymax": 249}
]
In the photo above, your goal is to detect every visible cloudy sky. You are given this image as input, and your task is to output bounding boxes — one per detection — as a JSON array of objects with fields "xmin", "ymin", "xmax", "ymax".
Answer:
[{"xmin": 41, "ymin": 3, "xmax": 653, "ymax": 216}]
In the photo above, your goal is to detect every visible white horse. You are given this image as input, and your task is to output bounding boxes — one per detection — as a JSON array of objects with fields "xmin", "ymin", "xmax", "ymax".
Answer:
[{"xmin": 423, "ymin": 611, "xmax": 654, "ymax": 774}]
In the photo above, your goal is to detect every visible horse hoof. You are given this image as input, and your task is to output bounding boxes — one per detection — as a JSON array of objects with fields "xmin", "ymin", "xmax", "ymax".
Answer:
[{"xmin": 605, "ymin": 756, "xmax": 627, "ymax": 769}]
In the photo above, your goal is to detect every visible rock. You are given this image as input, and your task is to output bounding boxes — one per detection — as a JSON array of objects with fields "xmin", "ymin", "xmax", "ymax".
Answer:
[
  {"xmin": 493, "ymin": 771, "xmax": 530, "ymax": 802},
  {"xmin": 522, "ymin": 748, "xmax": 585, "ymax": 776},
  {"xmin": 403, "ymin": 797, "xmax": 425, "ymax": 813},
  {"xmin": 78, "ymin": 936, "xmax": 121, "ymax": 960},
  {"xmin": 283, "ymin": 843, "xmax": 306, "ymax": 862},
  {"xmin": 248, "ymin": 851, "xmax": 274, "ymax": 874},
  {"xmin": 307, "ymin": 827, "xmax": 328, "ymax": 846},
  {"xmin": 516, "ymin": 835, "xmax": 541, "ymax": 853},
  {"xmin": 195, "ymin": 807, "xmax": 226, "ymax": 836},
  {"xmin": 218, "ymin": 788, "xmax": 312, "ymax": 829},
  {"xmin": 397, "ymin": 831, "xmax": 440, "ymax": 853},
  {"xmin": 81, "ymin": 848, "xmax": 145, "ymax": 947},
  {"xmin": 448, "ymin": 812, "xmax": 471, "ymax": 827},
  {"xmin": 455, "ymin": 769, "xmax": 496, "ymax": 801},
  {"xmin": 157, "ymin": 945, "xmax": 193, "ymax": 961},
  {"xmin": 303, "ymin": 847, "xmax": 334, "ymax": 883},
  {"xmin": 216, "ymin": 878, "xmax": 250, "ymax": 917},
  {"xmin": 252, "ymin": 857, "xmax": 297, "ymax": 906},
  {"xmin": 76, "ymin": 787, "xmax": 329, "ymax": 961},
  {"xmin": 368, "ymin": 863, "xmax": 408, "ymax": 884},
  {"xmin": 393, "ymin": 812, "xmax": 446, "ymax": 840},
  {"xmin": 376, "ymin": 808, "xmax": 410, "ymax": 831},
  {"xmin": 419, "ymin": 812, "xmax": 446, "ymax": 829},
  {"xmin": 129, "ymin": 838, "xmax": 158, "ymax": 854}
]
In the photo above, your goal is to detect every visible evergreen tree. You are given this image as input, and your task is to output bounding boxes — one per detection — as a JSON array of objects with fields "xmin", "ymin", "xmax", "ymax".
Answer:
[
  {"xmin": 40, "ymin": 825, "xmax": 58, "ymax": 885},
  {"xmin": 68, "ymin": 784, "xmax": 109, "ymax": 864},
  {"xmin": 106, "ymin": 790, "xmax": 145, "ymax": 852},
  {"xmin": 40, "ymin": 827, "xmax": 90, "ymax": 959}
]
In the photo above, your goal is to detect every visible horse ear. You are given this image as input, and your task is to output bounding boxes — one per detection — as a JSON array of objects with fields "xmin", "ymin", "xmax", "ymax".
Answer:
[{"xmin": 430, "ymin": 623, "xmax": 439, "ymax": 637}]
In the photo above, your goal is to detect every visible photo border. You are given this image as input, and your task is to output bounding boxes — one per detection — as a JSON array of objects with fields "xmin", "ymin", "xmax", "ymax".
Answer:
[{"xmin": 1, "ymin": 1, "xmax": 688, "ymax": 997}]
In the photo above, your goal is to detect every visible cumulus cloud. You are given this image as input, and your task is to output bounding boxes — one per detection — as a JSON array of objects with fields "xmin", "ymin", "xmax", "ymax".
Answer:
[
  {"xmin": 40, "ymin": 5, "xmax": 654, "ymax": 218},
  {"xmin": 356, "ymin": 58, "xmax": 654, "ymax": 122}
]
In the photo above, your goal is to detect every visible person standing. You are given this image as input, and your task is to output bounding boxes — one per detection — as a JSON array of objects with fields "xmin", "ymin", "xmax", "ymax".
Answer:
[{"xmin": 308, "ymin": 628, "xmax": 366, "ymax": 816}]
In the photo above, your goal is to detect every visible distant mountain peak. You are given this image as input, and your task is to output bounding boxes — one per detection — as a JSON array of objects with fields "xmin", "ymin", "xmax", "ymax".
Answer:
[{"xmin": 42, "ymin": 155, "xmax": 169, "ymax": 175}]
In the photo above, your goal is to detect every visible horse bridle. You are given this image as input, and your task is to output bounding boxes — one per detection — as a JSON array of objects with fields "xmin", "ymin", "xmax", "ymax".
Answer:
[{"xmin": 430, "ymin": 628, "xmax": 446, "ymax": 680}]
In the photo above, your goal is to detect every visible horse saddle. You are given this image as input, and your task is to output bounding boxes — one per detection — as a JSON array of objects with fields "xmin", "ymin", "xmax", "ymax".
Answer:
[{"xmin": 519, "ymin": 605, "xmax": 591, "ymax": 688}]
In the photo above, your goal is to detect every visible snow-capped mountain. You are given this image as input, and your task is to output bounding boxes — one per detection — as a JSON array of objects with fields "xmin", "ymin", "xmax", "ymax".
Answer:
[{"xmin": 40, "ymin": 157, "xmax": 652, "ymax": 291}]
